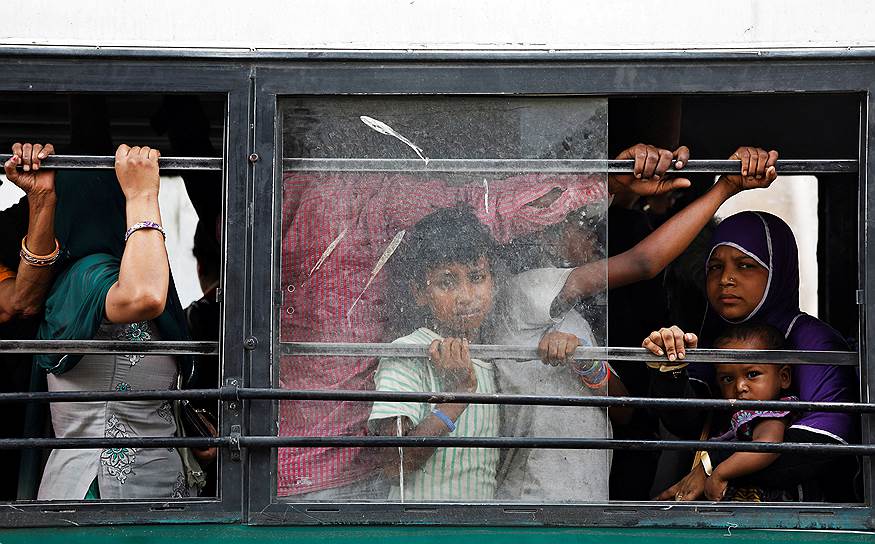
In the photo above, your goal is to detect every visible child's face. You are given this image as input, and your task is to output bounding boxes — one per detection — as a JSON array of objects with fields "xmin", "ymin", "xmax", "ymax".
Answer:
[
  {"xmin": 714, "ymin": 338, "xmax": 791, "ymax": 401},
  {"xmin": 414, "ymin": 255, "xmax": 494, "ymax": 337},
  {"xmin": 706, "ymin": 245, "xmax": 769, "ymax": 321}
]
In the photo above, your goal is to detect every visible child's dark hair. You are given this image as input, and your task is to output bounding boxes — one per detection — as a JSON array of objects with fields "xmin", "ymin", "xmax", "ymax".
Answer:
[
  {"xmin": 385, "ymin": 206, "xmax": 496, "ymax": 336},
  {"xmin": 713, "ymin": 322, "xmax": 785, "ymax": 350}
]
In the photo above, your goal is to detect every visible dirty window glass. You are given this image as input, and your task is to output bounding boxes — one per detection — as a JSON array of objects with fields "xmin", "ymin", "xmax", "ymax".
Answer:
[{"xmin": 277, "ymin": 96, "xmax": 608, "ymax": 502}]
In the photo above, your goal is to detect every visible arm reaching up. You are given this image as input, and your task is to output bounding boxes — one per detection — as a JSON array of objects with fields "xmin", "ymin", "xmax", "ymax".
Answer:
[{"xmin": 104, "ymin": 145, "xmax": 170, "ymax": 324}]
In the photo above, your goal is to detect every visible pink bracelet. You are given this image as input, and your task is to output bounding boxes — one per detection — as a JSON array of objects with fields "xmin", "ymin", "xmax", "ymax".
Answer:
[{"xmin": 124, "ymin": 221, "xmax": 166, "ymax": 242}]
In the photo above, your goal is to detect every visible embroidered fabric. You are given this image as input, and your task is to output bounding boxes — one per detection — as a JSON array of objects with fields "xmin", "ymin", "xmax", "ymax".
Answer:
[
  {"xmin": 713, "ymin": 395, "xmax": 798, "ymax": 442},
  {"xmin": 37, "ymin": 320, "xmax": 190, "ymax": 500}
]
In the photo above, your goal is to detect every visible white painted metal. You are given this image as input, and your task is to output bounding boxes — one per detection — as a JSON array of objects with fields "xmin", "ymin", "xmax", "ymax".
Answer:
[{"xmin": 2, "ymin": 0, "xmax": 874, "ymax": 51}]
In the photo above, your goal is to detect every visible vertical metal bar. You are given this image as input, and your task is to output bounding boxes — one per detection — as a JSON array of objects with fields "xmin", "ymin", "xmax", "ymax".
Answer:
[
  {"xmin": 245, "ymin": 67, "xmax": 279, "ymax": 520},
  {"xmin": 861, "ymin": 92, "xmax": 873, "ymax": 507},
  {"xmin": 216, "ymin": 81, "xmax": 253, "ymax": 518}
]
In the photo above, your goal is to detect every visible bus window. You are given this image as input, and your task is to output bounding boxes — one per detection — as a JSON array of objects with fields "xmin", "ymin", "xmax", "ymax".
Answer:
[
  {"xmin": 0, "ymin": 93, "xmax": 224, "ymax": 501},
  {"xmin": 274, "ymin": 91, "xmax": 863, "ymax": 508},
  {"xmin": 277, "ymin": 96, "xmax": 609, "ymax": 502}
]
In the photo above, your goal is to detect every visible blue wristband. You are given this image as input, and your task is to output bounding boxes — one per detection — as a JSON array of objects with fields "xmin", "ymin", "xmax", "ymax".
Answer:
[{"xmin": 431, "ymin": 407, "xmax": 457, "ymax": 433}]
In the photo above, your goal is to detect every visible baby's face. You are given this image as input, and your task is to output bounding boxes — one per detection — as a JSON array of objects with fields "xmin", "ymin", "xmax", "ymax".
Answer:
[
  {"xmin": 714, "ymin": 338, "xmax": 791, "ymax": 401},
  {"xmin": 415, "ymin": 255, "xmax": 494, "ymax": 337}
]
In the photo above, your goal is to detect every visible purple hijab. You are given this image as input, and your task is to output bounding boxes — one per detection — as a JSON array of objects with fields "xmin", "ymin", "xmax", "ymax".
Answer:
[{"xmin": 703, "ymin": 211, "xmax": 857, "ymax": 443}]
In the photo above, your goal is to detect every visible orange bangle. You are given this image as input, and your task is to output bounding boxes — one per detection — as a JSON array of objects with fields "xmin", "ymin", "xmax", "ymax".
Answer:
[{"xmin": 20, "ymin": 236, "xmax": 60, "ymax": 267}]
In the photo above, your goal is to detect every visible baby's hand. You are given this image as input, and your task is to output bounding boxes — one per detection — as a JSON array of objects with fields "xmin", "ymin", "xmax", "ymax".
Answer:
[
  {"xmin": 538, "ymin": 331, "xmax": 580, "ymax": 367},
  {"xmin": 642, "ymin": 325, "xmax": 698, "ymax": 362},
  {"xmin": 704, "ymin": 472, "xmax": 729, "ymax": 501},
  {"xmin": 429, "ymin": 338, "xmax": 478, "ymax": 393}
]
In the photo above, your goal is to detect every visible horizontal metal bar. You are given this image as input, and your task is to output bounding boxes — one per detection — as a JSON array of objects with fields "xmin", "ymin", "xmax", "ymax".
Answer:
[
  {"xmin": 0, "ymin": 388, "xmax": 234, "ymax": 403},
  {"xmin": 0, "ymin": 437, "xmax": 227, "ymax": 449},
  {"xmin": 0, "ymin": 156, "xmax": 855, "ymax": 174},
  {"xmin": 1, "ymin": 387, "xmax": 869, "ymax": 414},
  {"xmin": 281, "ymin": 158, "xmax": 857, "ymax": 175},
  {"xmin": 238, "ymin": 389, "xmax": 873, "ymax": 414},
  {"xmin": 0, "ymin": 340, "xmax": 219, "ymax": 355},
  {"xmin": 281, "ymin": 343, "xmax": 859, "ymax": 366},
  {"xmin": 237, "ymin": 436, "xmax": 875, "ymax": 456},
  {"xmin": 0, "ymin": 435, "xmax": 871, "ymax": 455},
  {"xmin": 4, "ymin": 44, "xmax": 875, "ymax": 62},
  {"xmin": 0, "ymin": 154, "xmax": 222, "ymax": 171}
]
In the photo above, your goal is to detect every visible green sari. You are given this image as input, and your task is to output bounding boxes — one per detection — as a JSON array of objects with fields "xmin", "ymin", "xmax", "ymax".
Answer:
[{"xmin": 34, "ymin": 170, "xmax": 192, "ymax": 379}]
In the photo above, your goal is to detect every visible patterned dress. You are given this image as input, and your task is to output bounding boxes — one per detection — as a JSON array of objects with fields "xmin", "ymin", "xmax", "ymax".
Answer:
[{"xmin": 37, "ymin": 320, "xmax": 189, "ymax": 500}]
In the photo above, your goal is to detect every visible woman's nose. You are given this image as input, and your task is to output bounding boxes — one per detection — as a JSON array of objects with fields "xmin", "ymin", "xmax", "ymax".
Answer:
[{"xmin": 720, "ymin": 268, "xmax": 736, "ymax": 286}]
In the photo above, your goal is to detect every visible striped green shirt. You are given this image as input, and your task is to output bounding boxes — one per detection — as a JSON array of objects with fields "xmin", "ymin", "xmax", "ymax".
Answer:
[{"xmin": 369, "ymin": 327, "xmax": 499, "ymax": 501}]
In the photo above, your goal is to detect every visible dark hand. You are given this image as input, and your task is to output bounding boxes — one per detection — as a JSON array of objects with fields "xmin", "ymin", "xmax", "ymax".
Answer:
[
  {"xmin": 655, "ymin": 465, "xmax": 707, "ymax": 501},
  {"xmin": 609, "ymin": 143, "xmax": 691, "ymax": 196},
  {"xmin": 720, "ymin": 146, "xmax": 779, "ymax": 194},
  {"xmin": 642, "ymin": 325, "xmax": 698, "ymax": 362},
  {"xmin": 3, "ymin": 142, "xmax": 56, "ymax": 196}
]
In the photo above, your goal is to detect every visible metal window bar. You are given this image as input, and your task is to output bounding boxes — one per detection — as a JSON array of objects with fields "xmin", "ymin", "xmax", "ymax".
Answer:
[
  {"xmin": 0, "ymin": 340, "xmax": 218, "ymax": 355},
  {"xmin": 280, "ymin": 158, "xmax": 858, "ymax": 174},
  {"xmin": 281, "ymin": 342, "xmax": 858, "ymax": 366},
  {"xmin": 0, "ymin": 155, "xmax": 222, "ymax": 171},
  {"xmin": 0, "ymin": 155, "xmax": 857, "ymax": 174},
  {"xmin": 0, "ymin": 387, "xmax": 868, "ymax": 453},
  {"xmin": 0, "ymin": 435, "xmax": 872, "ymax": 456},
  {"xmin": 0, "ymin": 387, "xmax": 870, "ymax": 414},
  {"xmin": 0, "ymin": 340, "xmax": 856, "ymax": 365}
]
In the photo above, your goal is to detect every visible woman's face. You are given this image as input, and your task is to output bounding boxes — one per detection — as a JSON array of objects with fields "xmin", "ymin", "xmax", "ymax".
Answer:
[{"xmin": 706, "ymin": 245, "xmax": 769, "ymax": 321}]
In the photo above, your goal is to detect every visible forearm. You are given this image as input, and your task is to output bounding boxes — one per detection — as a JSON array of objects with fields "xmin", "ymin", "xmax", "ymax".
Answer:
[
  {"xmin": 712, "ymin": 419, "xmax": 785, "ymax": 482},
  {"xmin": 608, "ymin": 374, "xmax": 634, "ymax": 425},
  {"xmin": 712, "ymin": 451, "xmax": 780, "ymax": 482},
  {"xmin": 607, "ymin": 179, "xmax": 737, "ymax": 289},
  {"xmin": 12, "ymin": 193, "xmax": 57, "ymax": 318},
  {"xmin": 377, "ymin": 403, "xmax": 468, "ymax": 475},
  {"xmin": 649, "ymin": 370, "xmax": 709, "ymax": 438},
  {"xmin": 0, "ymin": 278, "xmax": 15, "ymax": 322},
  {"xmin": 105, "ymin": 195, "xmax": 169, "ymax": 323}
]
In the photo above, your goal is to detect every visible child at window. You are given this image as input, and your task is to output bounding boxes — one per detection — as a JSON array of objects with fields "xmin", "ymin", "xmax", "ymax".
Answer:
[
  {"xmin": 368, "ymin": 207, "xmax": 501, "ymax": 501},
  {"xmin": 661, "ymin": 323, "xmax": 816, "ymax": 502},
  {"xmin": 369, "ymin": 206, "xmax": 592, "ymax": 501}
]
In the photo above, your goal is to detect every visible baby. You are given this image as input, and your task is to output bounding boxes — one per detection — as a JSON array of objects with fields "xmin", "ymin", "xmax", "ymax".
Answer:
[{"xmin": 705, "ymin": 323, "xmax": 797, "ymax": 501}]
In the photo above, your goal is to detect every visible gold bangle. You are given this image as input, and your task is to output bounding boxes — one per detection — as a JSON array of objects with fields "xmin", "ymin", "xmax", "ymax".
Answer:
[{"xmin": 20, "ymin": 236, "xmax": 60, "ymax": 267}]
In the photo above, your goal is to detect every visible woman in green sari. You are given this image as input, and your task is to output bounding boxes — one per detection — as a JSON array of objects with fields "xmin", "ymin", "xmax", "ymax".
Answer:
[{"xmin": 6, "ymin": 143, "xmax": 196, "ymax": 500}]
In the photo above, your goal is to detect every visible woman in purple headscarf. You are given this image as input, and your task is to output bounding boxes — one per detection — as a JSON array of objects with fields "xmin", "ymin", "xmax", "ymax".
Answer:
[{"xmin": 644, "ymin": 209, "xmax": 859, "ymax": 502}]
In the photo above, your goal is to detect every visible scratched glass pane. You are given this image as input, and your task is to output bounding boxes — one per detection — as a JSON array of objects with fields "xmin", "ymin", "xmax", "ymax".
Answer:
[{"xmin": 276, "ymin": 96, "xmax": 608, "ymax": 503}]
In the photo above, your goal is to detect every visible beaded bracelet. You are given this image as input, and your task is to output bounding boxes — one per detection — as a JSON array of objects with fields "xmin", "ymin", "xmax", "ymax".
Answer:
[
  {"xmin": 574, "ymin": 360, "xmax": 610, "ymax": 390},
  {"xmin": 431, "ymin": 407, "xmax": 457, "ymax": 433},
  {"xmin": 20, "ymin": 236, "xmax": 60, "ymax": 267},
  {"xmin": 124, "ymin": 221, "xmax": 167, "ymax": 242}
]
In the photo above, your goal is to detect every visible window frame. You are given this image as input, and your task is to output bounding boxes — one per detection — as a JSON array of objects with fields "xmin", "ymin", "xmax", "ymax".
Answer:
[
  {"xmin": 0, "ymin": 53, "xmax": 252, "ymax": 527},
  {"xmin": 251, "ymin": 56, "xmax": 872, "ymax": 529}
]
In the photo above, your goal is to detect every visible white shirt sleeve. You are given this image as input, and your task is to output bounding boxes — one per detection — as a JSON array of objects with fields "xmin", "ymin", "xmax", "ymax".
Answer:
[{"xmin": 498, "ymin": 267, "xmax": 574, "ymax": 334}]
